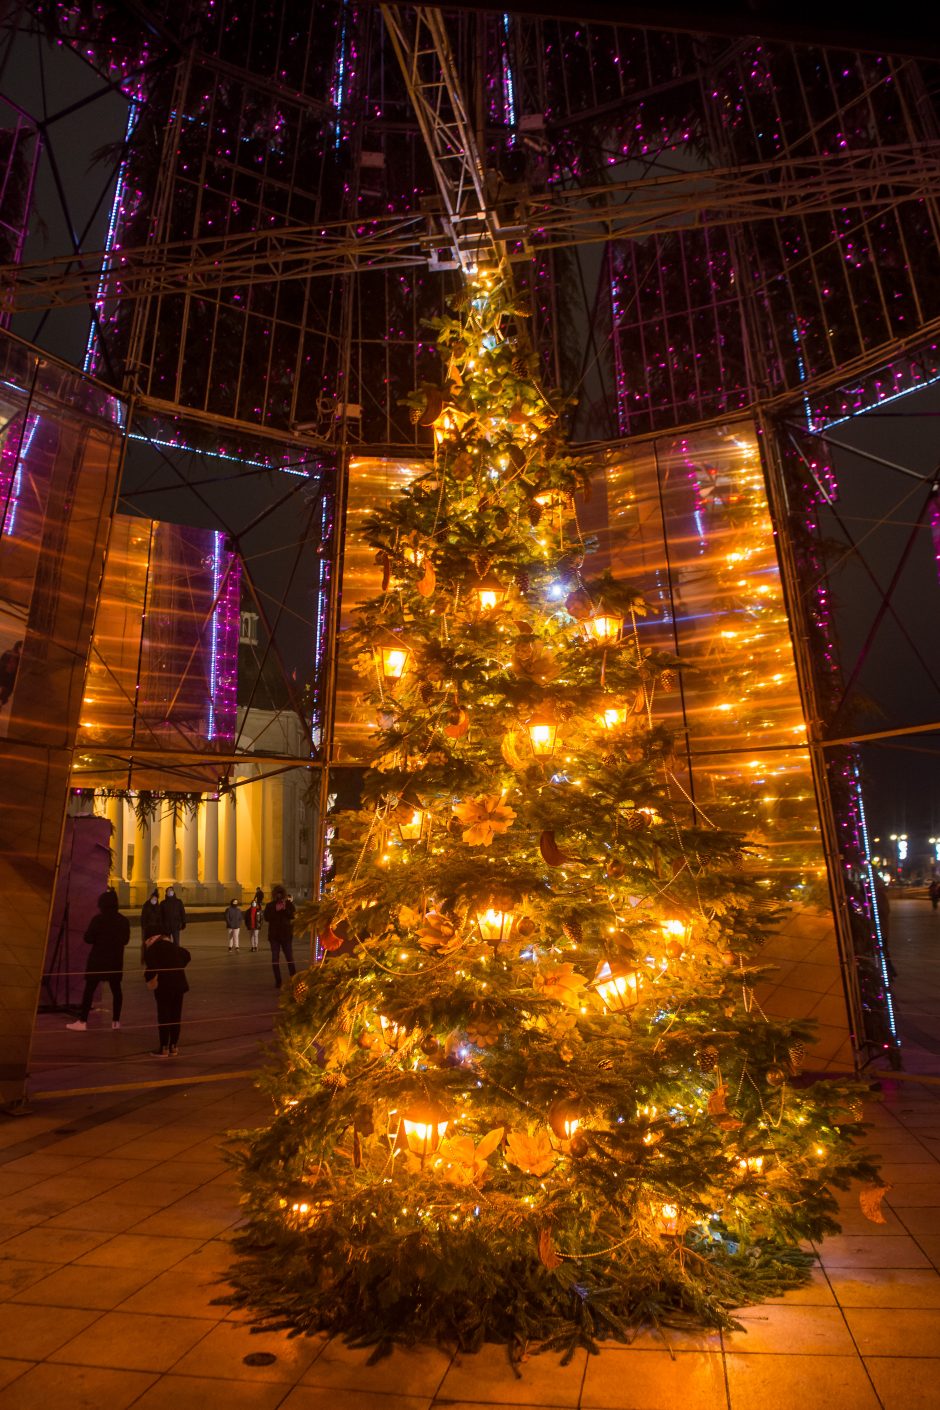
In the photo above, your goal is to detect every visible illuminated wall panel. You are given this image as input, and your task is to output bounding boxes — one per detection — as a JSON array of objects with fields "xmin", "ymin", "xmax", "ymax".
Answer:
[
  {"xmin": 77, "ymin": 513, "xmax": 242, "ymax": 789},
  {"xmin": 0, "ymin": 332, "xmax": 124, "ymax": 1103}
]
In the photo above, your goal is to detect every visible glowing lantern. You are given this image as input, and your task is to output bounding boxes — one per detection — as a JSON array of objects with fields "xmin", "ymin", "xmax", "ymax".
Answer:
[
  {"xmin": 474, "ymin": 904, "xmax": 516, "ymax": 945},
  {"xmin": 471, "ymin": 572, "xmax": 508, "ymax": 613},
  {"xmin": 584, "ymin": 608, "xmax": 624, "ymax": 646},
  {"xmin": 401, "ymin": 1099, "xmax": 450, "ymax": 1157},
  {"xmin": 661, "ymin": 918, "xmax": 691, "ymax": 947},
  {"xmin": 527, "ymin": 712, "xmax": 558, "ymax": 757},
  {"xmin": 397, "ymin": 809, "xmax": 425, "ymax": 842},
  {"xmin": 378, "ymin": 1014, "xmax": 406, "ymax": 1050},
  {"xmin": 376, "ymin": 634, "xmax": 411, "ymax": 683},
  {"xmin": 737, "ymin": 1155, "xmax": 765, "ymax": 1176},
  {"xmin": 652, "ymin": 1201, "xmax": 681, "ymax": 1236},
  {"xmin": 594, "ymin": 960, "xmax": 642, "ymax": 1014},
  {"xmin": 548, "ymin": 1097, "xmax": 583, "ymax": 1141},
  {"xmin": 597, "ymin": 704, "xmax": 627, "ymax": 730}
]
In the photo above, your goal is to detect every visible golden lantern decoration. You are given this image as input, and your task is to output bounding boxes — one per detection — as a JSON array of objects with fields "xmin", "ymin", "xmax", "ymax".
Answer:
[
  {"xmin": 378, "ymin": 1014, "xmax": 406, "ymax": 1050},
  {"xmin": 471, "ymin": 571, "xmax": 509, "ymax": 614},
  {"xmin": 397, "ymin": 808, "xmax": 425, "ymax": 842},
  {"xmin": 548, "ymin": 1097, "xmax": 584, "ymax": 1142},
  {"xmin": 401, "ymin": 1099, "xmax": 450, "ymax": 1157},
  {"xmin": 375, "ymin": 632, "xmax": 412, "ymax": 684},
  {"xmin": 583, "ymin": 607, "xmax": 625, "ymax": 646},
  {"xmin": 593, "ymin": 959, "xmax": 643, "ymax": 1014},
  {"xmin": 597, "ymin": 703, "xmax": 627, "ymax": 730},
  {"xmin": 736, "ymin": 1154, "xmax": 765, "ymax": 1176},
  {"xmin": 652, "ymin": 1200, "xmax": 681, "ymax": 1236},
  {"xmin": 474, "ymin": 903, "xmax": 517, "ymax": 946},
  {"xmin": 526, "ymin": 711, "xmax": 558, "ymax": 757}
]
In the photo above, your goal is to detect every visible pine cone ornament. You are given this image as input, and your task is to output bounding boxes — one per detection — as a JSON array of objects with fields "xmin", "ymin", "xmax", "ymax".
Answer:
[
  {"xmin": 787, "ymin": 1040, "xmax": 806, "ymax": 1075},
  {"xmin": 409, "ymin": 404, "xmax": 423, "ymax": 425},
  {"xmin": 493, "ymin": 508, "xmax": 510, "ymax": 531},
  {"xmin": 562, "ymin": 916, "xmax": 584, "ymax": 944},
  {"xmin": 516, "ymin": 570, "xmax": 531, "ymax": 593},
  {"xmin": 292, "ymin": 975, "xmax": 310, "ymax": 1001},
  {"xmin": 697, "ymin": 1045, "xmax": 719, "ymax": 1074},
  {"xmin": 659, "ymin": 669, "xmax": 676, "ymax": 693},
  {"xmin": 528, "ymin": 503, "xmax": 543, "ymax": 527},
  {"xmin": 419, "ymin": 681, "xmax": 435, "ymax": 704},
  {"xmin": 512, "ymin": 354, "xmax": 529, "ymax": 377},
  {"xmin": 624, "ymin": 810, "xmax": 650, "ymax": 832}
]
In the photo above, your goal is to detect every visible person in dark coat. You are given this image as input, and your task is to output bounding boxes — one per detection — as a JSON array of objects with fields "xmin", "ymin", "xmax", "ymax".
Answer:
[
  {"xmin": 263, "ymin": 884, "xmax": 297, "ymax": 989},
  {"xmin": 160, "ymin": 886, "xmax": 187, "ymax": 945},
  {"xmin": 246, "ymin": 897, "xmax": 263, "ymax": 953},
  {"xmin": 143, "ymin": 931, "xmax": 191, "ymax": 1056},
  {"xmin": 66, "ymin": 889, "xmax": 130, "ymax": 1031}
]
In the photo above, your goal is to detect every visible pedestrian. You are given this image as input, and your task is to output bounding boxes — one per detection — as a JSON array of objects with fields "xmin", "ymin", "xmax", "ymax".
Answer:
[
  {"xmin": 143, "ymin": 930, "xmax": 191, "ymax": 1056},
  {"xmin": 225, "ymin": 897, "xmax": 243, "ymax": 952},
  {"xmin": 140, "ymin": 887, "xmax": 163, "ymax": 960},
  {"xmin": 263, "ymin": 884, "xmax": 297, "ymax": 989},
  {"xmin": 253, "ymin": 885, "xmax": 264, "ymax": 908},
  {"xmin": 246, "ymin": 895, "xmax": 262, "ymax": 953},
  {"xmin": 66, "ymin": 888, "xmax": 130, "ymax": 1031},
  {"xmin": 930, "ymin": 877, "xmax": 940, "ymax": 912},
  {"xmin": 160, "ymin": 885, "xmax": 187, "ymax": 945}
]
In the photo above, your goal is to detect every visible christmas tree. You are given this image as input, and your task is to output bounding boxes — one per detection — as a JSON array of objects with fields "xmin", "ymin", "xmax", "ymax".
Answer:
[{"xmin": 230, "ymin": 272, "xmax": 874, "ymax": 1355}]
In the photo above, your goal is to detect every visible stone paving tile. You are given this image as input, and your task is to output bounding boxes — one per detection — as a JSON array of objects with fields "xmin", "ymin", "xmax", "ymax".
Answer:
[
  {"xmin": 72, "ymin": 1231, "xmax": 202, "ymax": 1272},
  {"xmin": 886, "ymin": 1184, "xmax": 940, "ymax": 1207},
  {"xmin": 46, "ymin": 1310, "xmax": 218, "ymax": 1373},
  {"xmin": 722, "ymin": 1305, "xmax": 855, "ymax": 1356},
  {"xmin": 436, "ymin": 1344, "xmax": 582, "ymax": 1406},
  {"xmin": 0, "ymin": 1361, "xmax": 156, "ymax": 1410},
  {"xmin": 0, "ymin": 1260, "xmax": 54, "ymax": 1299},
  {"xmin": 865, "ymin": 1354, "xmax": 940, "ymax": 1409},
  {"xmin": 130, "ymin": 1375, "xmax": 291, "ymax": 1410},
  {"xmin": 762, "ymin": 1268, "xmax": 836, "ymax": 1306},
  {"xmin": 304, "ymin": 1340, "xmax": 454, "ymax": 1399},
  {"xmin": 0, "ymin": 1173, "xmax": 43, "ymax": 1198},
  {"xmin": 285, "ymin": 1392, "xmax": 431, "ymax": 1410},
  {"xmin": 844, "ymin": 1306, "xmax": 940, "ymax": 1356},
  {"xmin": 10, "ymin": 1262, "xmax": 157, "ymax": 1309},
  {"xmin": 816, "ymin": 1234, "xmax": 932, "ymax": 1269},
  {"xmin": 41, "ymin": 1197, "xmax": 166, "ymax": 1234},
  {"xmin": 127, "ymin": 1195, "xmax": 241, "ymax": 1240},
  {"xmin": 116, "ymin": 1261, "xmax": 232, "ymax": 1319},
  {"xmin": 170, "ymin": 1320, "xmax": 326, "ymax": 1383},
  {"xmin": 0, "ymin": 1225, "xmax": 112, "ymax": 1263},
  {"xmin": 724, "ymin": 1352, "xmax": 880, "ymax": 1410},
  {"xmin": 581, "ymin": 1349, "xmax": 728, "ymax": 1410},
  {"xmin": 828, "ymin": 1267, "xmax": 940, "ymax": 1307},
  {"xmin": 0, "ymin": 1303, "xmax": 102, "ymax": 1361}
]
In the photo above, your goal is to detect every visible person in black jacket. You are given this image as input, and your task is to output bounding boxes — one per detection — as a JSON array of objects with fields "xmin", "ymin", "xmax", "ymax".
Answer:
[
  {"xmin": 66, "ymin": 889, "xmax": 131, "ymax": 1031},
  {"xmin": 143, "ymin": 931, "xmax": 191, "ymax": 1056},
  {"xmin": 160, "ymin": 886, "xmax": 187, "ymax": 945},
  {"xmin": 263, "ymin": 884, "xmax": 297, "ymax": 989}
]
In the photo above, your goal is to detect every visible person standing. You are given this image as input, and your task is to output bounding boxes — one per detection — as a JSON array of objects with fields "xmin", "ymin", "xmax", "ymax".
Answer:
[
  {"xmin": 246, "ymin": 895, "xmax": 262, "ymax": 953},
  {"xmin": 253, "ymin": 885, "xmax": 264, "ymax": 909},
  {"xmin": 929, "ymin": 876, "xmax": 940, "ymax": 912},
  {"xmin": 263, "ymin": 884, "xmax": 297, "ymax": 989},
  {"xmin": 140, "ymin": 888, "xmax": 164, "ymax": 960},
  {"xmin": 143, "ymin": 931, "xmax": 191, "ymax": 1056},
  {"xmin": 66, "ymin": 889, "xmax": 130, "ymax": 1031},
  {"xmin": 160, "ymin": 885, "xmax": 187, "ymax": 945},
  {"xmin": 225, "ymin": 898, "xmax": 243, "ymax": 952}
]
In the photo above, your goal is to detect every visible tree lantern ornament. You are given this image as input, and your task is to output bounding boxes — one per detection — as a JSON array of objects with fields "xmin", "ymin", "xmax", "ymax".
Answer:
[
  {"xmin": 378, "ymin": 1014, "xmax": 406, "ymax": 1050},
  {"xmin": 652, "ymin": 1201, "xmax": 681, "ymax": 1236},
  {"xmin": 597, "ymin": 703, "xmax": 627, "ymax": 730},
  {"xmin": 375, "ymin": 633, "xmax": 411, "ymax": 683},
  {"xmin": 594, "ymin": 959, "xmax": 643, "ymax": 1013},
  {"xmin": 397, "ymin": 808, "xmax": 425, "ymax": 842},
  {"xmin": 471, "ymin": 571, "xmax": 508, "ymax": 614},
  {"xmin": 548, "ymin": 1096, "xmax": 584, "ymax": 1141},
  {"xmin": 527, "ymin": 711, "xmax": 558, "ymax": 757},
  {"xmin": 584, "ymin": 607, "xmax": 624, "ymax": 646},
  {"xmin": 401, "ymin": 1099, "xmax": 450, "ymax": 1157},
  {"xmin": 474, "ymin": 903, "xmax": 516, "ymax": 946}
]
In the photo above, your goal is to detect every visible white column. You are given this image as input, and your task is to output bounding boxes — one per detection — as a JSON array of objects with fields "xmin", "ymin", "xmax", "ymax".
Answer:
[
  {"xmin": 131, "ymin": 809, "xmax": 152, "ymax": 899},
  {"xmin": 202, "ymin": 798, "xmax": 219, "ymax": 889},
  {"xmin": 261, "ymin": 774, "xmax": 283, "ymax": 893},
  {"xmin": 219, "ymin": 793, "xmax": 238, "ymax": 892},
  {"xmin": 106, "ymin": 796, "xmax": 125, "ymax": 882},
  {"xmin": 157, "ymin": 806, "xmax": 176, "ymax": 886},
  {"xmin": 180, "ymin": 805, "xmax": 199, "ymax": 888}
]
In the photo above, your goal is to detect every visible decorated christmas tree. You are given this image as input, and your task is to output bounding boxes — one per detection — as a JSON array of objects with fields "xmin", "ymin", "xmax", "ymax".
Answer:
[{"xmin": 230, "ymin": 272, "xmax": 874, "ymax": 1354}]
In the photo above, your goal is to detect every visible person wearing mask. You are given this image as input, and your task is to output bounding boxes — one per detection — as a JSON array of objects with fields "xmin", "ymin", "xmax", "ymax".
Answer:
[
  {"xmin": 143, "ymin": 930, "xmax": 191, "ymax": 1056},
  {"xmin": 263, "ymin": 884, "xmax": 297, "ymax": 989},
  {"xmin": 225, "ymin": 898, "xmax": 243, "ymax": 952},
  {"xmin": 245, "ymin": 895, "xmax": 263, "ymax": 953},
  {"xmin": 66, "ymin": 889, "xmax": 130, "ymax": 1031},
  {"xmin": 253, "ymin": 885, "xmax": 264, "ymax": 908},
  {"xmin": 160, "ymin": 885, "xmax": 187, "ymax": 945},
  {"xmin": 140, "ymin": 889, "xmax": 164, "ymax": 960}
]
